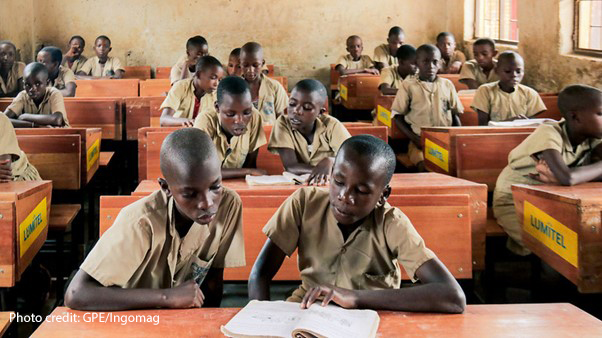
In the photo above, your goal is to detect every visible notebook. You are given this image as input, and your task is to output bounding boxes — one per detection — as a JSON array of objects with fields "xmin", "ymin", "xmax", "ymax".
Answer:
[
  {"xmin": 488, "ymin": 118, "xmax": 556, "ymax": 127},
  {"xmin": 245, "ymin": 172, "xmax": 311, "ymax": 186}
]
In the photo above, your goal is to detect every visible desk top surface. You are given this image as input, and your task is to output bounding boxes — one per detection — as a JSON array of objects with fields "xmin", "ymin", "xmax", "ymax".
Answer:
[
  {"xmin": 513, "ymin": 182, "xmax": 602, "ymax": 204},
  {"xmin": 0, "ymin": 312, "xmax": 13, "ymax": 336},
  {"xmin": 0, "ymin": 181, "xmax": 52, "ymax": 200}
]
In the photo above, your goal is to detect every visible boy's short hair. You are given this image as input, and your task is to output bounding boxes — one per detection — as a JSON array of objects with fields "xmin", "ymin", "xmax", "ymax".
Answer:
[
  {"xmin": 95, "ymin": 35, "xmax": 111, "ymax": 45},
  {"xmin": 195, "ymin": 55, "xmax": 223, "ymax": 73},
  {"xmin": 217, "ymin": 76, "xmax": 250, "ymax": 104},
  {"xmin": 338, "ymin": 135, "xmax": 396, "ymax": 185},
  {"xmin": 558, "ymin": 84, "xmax": 602, "ymax": 117},
  {"xmin": 24, "ymin": 62, "xmax": 49, "ymax": 79},
  {"xmin": 0, "ymin": 40, "xmax": 17, "ymax": 52},
  {"xmin": 496, "ymin": 50, "xmax": 523, "ymax": 66},
  {"xmin": 388, "ymin": 26, "xmax": 404, "ymax": 37},
  {"xmin": 40, "ymin": 46, "xmax": 63, "ymax": 64},
  {"xmin": 396, "ymin": 44, "xmax": 417, "ymax": 61},
  {"xmin": 160, "ymin": 128, "xmax": 217, "ymax": 178},
  {"xmin": 186, "ymin": 35, "xmax": 208, "ymax": 50},
  {"xmin": 416, "ymin": 44, "xmax": 439, "ymax": 57},
  {"xmin": 474, "ymin": 38, "xmax": 495, "ymax": 50},
  {"xmin": 229, "ymin": 48, "xmax": 241, "ymax": 58},
  {"xmin": 293, "ymin": 79, "xmax": 327, "ymax": 104},
  {"xmin": 346, "ymin": 35, "xmax": 361, "ymax": 44},
  {"xmin": 436, "ymin": 32, "xmax": 455, "ymax": 42},
  {"xmin": 241, "ymin": 42, "xmax": 263, "ymax": 55},
  {"xmin": 68, "ymin": 35, "xmax": 85, "ymax": 46}
]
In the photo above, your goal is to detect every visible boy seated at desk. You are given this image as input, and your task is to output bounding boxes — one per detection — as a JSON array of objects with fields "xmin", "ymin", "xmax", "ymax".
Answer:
[
  {"xmin": 194, "ymin": 76, "xmax": 267, "ymax": 179},
  {"xmin": 249, "ymin": 135, "xmax": 466, "ymax": 313},
  {"xmin": 459, "ymin": 38, "xmax": 498, "ymax": 89},
  {"xmin": 378, "ymin": 44, "xmax": 417, "ymax": 96},
  {"xmin": 65, "ymin": 128, "xmax": 245, "ymax": 310},
  {"xmin": 472, "ymin": 51, "xmax": 546, "ymax": 125},
  {"xmin": 171, "ymin": 36, "xmax": 209, "ymax": 85},
  {"xmin": 391, "ymin": 44, "xmax": 463, "ymax": 171},
  {"xmin": 0, "ymin": 40, "xmax": 25, "ymax": 97},
  {"xmin": 37, "ymin": 46, "xmax": 77, "ymax": 97},
  {"xmin": 373, "ymin": 26, "xmax": 405, "ymax": 70},
  {"xmin": 436, "ymin": 32, "xmax": 466, "ymax": 74},
  {"xmin": 226, "ymin": 48, "xmax": 243, "ymax": 77},
  {"xmin": 62, "ymin": 35, "xmax": 87, "ymax": 73},
  {"xmin": 160, "ymin": 56, "xmax": 224, "ymax": 127},
  {"xmin": 335, "ymin": 35, "xmax": 379, "ymax": 76},
  {"xmin": 3, "ymin": 62, "xmax": 70, "ymax": 128},
  {"xmin": 493, "ymin": 85, "xmax": 602, "ymax": 256},
  {"xmin": 77, "ymin": 35, "xmax": 124, "ymax": 79},
  {"xmin": 0, "ymin": 113, "xmax": 41, "ymax": 182},
  {"xmin": 268, "ymin": 79, "xmax": 351, "ymax": 185}
]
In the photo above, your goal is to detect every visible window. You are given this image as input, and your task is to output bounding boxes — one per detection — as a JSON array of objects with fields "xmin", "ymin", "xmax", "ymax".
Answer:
[
  {"xmin": 475, "ymin": 0, "xmax": 519, "ymax": 43},
  {"xmin": 575, "ymin": 0, "xmax": 602, "ymax": 54}
]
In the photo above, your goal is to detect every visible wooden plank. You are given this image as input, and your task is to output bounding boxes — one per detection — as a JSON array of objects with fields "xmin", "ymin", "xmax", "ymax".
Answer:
[
  {"xmin": 75, "ymin": 79, "xmax": 139, "ymax": 97},
  {"xmin": 49, "ymin": 204, "xmax": 81, "ymax": 231},
  {"xmin": 539, "ymin": 95, "xmax": 562, "ymax": 120},
  {"xmin": 155, "ymin": 67, "xmax": 171, "ymax": 79},
  {"xmin": 0, "ymin": 312, "xmax": 14, "ymax": 337},
  {"xmin": 123, "ymin": 66, "xmax": 151, "ymax": 80},
  {"xmin": 149, "ymin": 97, "xmax": 165, "ymax": 127},
  {"xmin": 339, "ymin": 74, "xmax": 381, "ymax": 110},
  {"xmin": 329, "ymin": 64, "xmax": 340, "ymax": 91},
  {"xmin": 124, "ymin": 97, "xmax": 155, "ymax": 140},
  {"xmin": 66, "ymin": 98, "xmax": 122, "ymax": 140},
  {"xmin": 439, "ymin": 74, "xmax": 469, "ymax": 92},
  {"xmin": 99, "ymin": 152, "xmax": 115, "ymax": 167},
  {"xmin": 140, "ymin": 79, "xmax": 170, "ymax": 97}
]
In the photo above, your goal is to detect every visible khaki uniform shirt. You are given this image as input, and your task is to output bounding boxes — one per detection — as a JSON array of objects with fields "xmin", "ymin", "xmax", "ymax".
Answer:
[
  {"xmin": 391, "ymin": 77, "xmax": 463, "ymax": 135},
  {"xmin": 62, "ymin": 56, "xmax": 88, "ymax": 73},
  {"xmin": 0, "ymin": 62, "xmax": 25, "ymax": 96},
  {"xmin": 193, "ymin": 108, "xmax": 267, "ymax": 168},
  {"xmin": 0, "ymin": 113, "xmax": 41, "ymax": 181},
  {"xmin": 80, "ymin": 188, "xmax": 245, "ymax": 288},
  {"xmin": 439, "ymin": 50, "xmax": 466, "ymax": 74},
  {"xmin": 459, "ymin": 59, "xmax": 498, "ymax": 86},
  {"xmin": 170, "ymin": 55, "xmax": 194, "ymax": 85},
  {"xmin": 256, "ymin": 74, "xmax": 289, "ymax": 125},
  {"xmin": 160, "ymin": 78, "xmax": 216, "ymax": 119},
  {"xmin": 263, "ymin": 187, "xmax": 436, "ymax": 301},
  {"xmin": 6, "ymin": 87, "xmax": 70, "ymax": 127},
  {"xmin": 373, "ymin": 43, "xmax": 397, "ymax": 67},
  {"xmin": 336, "ymin": 55, "xmax": 375, "ymax": 70},
  {"xmin": 471, "ymin": 82, "xmax": 547, "ymax": 121},
  {"xmin": 79, "ymin": 56, "xmax": 124, "ymax": 77},
  {"xmin": 268, "ymin": 114, "xmax": 351, "ymax": 166},
  {"xmin": 379, "ymin": 66, "xmax": 404, "ymax": 89},
  {"xmin": 50, "ymin": 66, "xmax": 76, "ymax": 90}
]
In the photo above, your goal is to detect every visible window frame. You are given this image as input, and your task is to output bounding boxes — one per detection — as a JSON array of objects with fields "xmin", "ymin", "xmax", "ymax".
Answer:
[
  {"xmin": 474, "ymin": 0, "xmax": 520, "ymax": 45},
  {"xmin": 573, "ymin": 0, "xmax": 602, "ymax": 57}
]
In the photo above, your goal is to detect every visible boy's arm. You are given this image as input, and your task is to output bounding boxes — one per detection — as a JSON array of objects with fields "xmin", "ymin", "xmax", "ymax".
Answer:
[
  {"xmin": 0, "ymin": 155, "xmax": 12, "ymax": 182},
  {"xmin": 4, "ymin": 109, "xmax": 34, "ymax": 128},
  {"xmin": 221, "ymin": 167, "xmax": 266, "ymax": 179},
  {"xmin": 201, "ymin": 268, "xmax": 224, "ymax": 307},
  {"xmin": 60, "ymin": 82, "xmax": 77, "ymax": 97},
  {"xmin": 459, "ymin": 78, "xmax": 479, "ymax": 89},
  {"xmin": 477, "ymin": 109, "xmax": 490, "ymax": 126},
  {"xmin": 248, "ymin": 238, "xmax": 287, "ymax": 300},
  {"xmin": 393, "ymin": 115, "xmax": 421, "ymax": 148},
  {"xmin": 18, "ymin": 112, "xmax": 65, "ymax": 127},
  {"xmin": 160, "ymin": 107, "xmax": 194, "ymax": 127},
  {"xmin": 535, "ymin": 148, "xmax": 602, "ymax": 186},
  {"xmin": 452, "ymin": 114, "xmax": 461, "ymax": 126},
  {"xmin": 242, "ymin": 149, "xmax": 260, "ymax": 169},
  {"xmin": 112, "ymin": 69, "xmax": 124, "ymax": 79},
  {"xmin": 276, "ymin": 148, "xmax": 314, "ymax": 175},
  {"xmin": 379, "ymin": 84, "xmax": 398, "ymax": 96},
  {"xmin": 335, "ymin": 64, "xmax": 376, "ymax": 76}
]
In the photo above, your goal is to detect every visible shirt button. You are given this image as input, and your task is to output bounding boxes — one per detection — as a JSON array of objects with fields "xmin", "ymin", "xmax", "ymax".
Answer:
[{"xmin": 341, "ymin": 247, "xmax": 346, "ymax": 254}]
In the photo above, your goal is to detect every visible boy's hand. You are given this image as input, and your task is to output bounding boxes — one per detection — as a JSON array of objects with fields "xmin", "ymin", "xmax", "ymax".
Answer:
[
  {"xmin": 512, "ymin": 114, "xmax": 529, "ymax": 120},
  {"xmin": 530, "ymin": 159, "xmax": 559, "ymax": 183},
  {"xmin": 0, "ymin": 159, "xmax": 13, "ymax": 182},
  {"xmin": 364, "ymin": 68, "xmax": 380, "ymax": 75},
  {"xmin": 307, "ymin": 157, "xmax": 333, "ymax": 186},
  {"xmin": 301, "ymin": 284, "xmax": 358, "ymax": 309},
  {"xmin": 448, "ymin": 62, "xmax": 462, "ymax": 74},
  {"xmin": 65, "ymin": 46, "xmax": 77, "ymax": 58},
  {"xmin": 182, "ymin": 119, "xmax": 195, "ymax": 127},
  {"xmin": 163, "ymin": 280, "xmax": 205, "ymax": 308}
]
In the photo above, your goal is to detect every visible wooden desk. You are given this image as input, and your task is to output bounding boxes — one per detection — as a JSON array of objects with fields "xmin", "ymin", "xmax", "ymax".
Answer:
[
  {"xmin": 154, "ymin": 67, "xmax": 171, "ymax": 79},
  {"xmin": 124, "ymin": 96, "xmax": 164, "ymax": 140},
  {"xmin": 139, "ymin": 79, "xmax": 170, "ymax": 97},
  {"xmin": 0, "ymin": 181, "xmax": 52, "ymax": 287},
  {"xmin": 33, "ymin": 303, "xmax": 602, "ymax": 337},
  {"xmin": 16, "ymin": 128, "xmax": 102, "ymax": 190},
  {"xmin": 422, "ymin": 126, "xmax": 536, "ymax": 190},
  {"xmin": 439, "ymin": 74, "xmax": 470, "ymax": 92},
  {"xmin": 339, "ymin": 74, "xmax": 380, "ymax": 110},
  {"xmin": 123, "ymin": 66, "xmax": 151, "ymax": 80},
  {"xmin": 374, "ymin": 94, "xmax": 406, "ymax": 139},
  {"xmin": 512, "ymin": 183, "xmax": 602, "ymax": 293},
  {"xmin": 329, "ymin": 64, "xmax": 340, "ymax": 91},
  {"xmin": 0, "ymin": 312, "xmax": 14, "ymax": 336},
  {"xmin": 75, "ymin": 79, "xmax": 139, "ymax": 97},
  {"xmin": 539, "ymin": 95, "xmax": 562, "ymax": 120},
  {"xmin": 149, "ymin": 97, "xmax": 165, "ymax": 127}
]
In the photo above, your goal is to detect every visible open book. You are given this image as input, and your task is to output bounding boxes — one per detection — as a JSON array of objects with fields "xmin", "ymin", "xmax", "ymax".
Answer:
[
  {"xmin": 245, "ymin": 172, "xmax": 311, "ymax": 186},
  {"xmin": 487, "ymin": 118, "xmax": 556, "ymax": 127},
  {"xmin": 221, "ymin": 300, "xmax": 380, "ymax": 338}
]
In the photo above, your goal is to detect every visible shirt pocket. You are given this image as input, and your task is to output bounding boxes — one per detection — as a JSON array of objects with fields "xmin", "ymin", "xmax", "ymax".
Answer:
[
  {"xmin": 262, "ymin": 101, "xmax": 275, "ymax": 116},
  {"xmin": 362, "ymin": 267, "xmax": 401, "ymax": 289},
  {"xmin": 188, "ymin": 256, "xmax": 215, "ymax": 286}
]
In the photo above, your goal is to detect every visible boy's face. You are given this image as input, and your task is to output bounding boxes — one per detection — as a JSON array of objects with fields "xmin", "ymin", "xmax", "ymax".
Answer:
[
  {"xmin": 436, "ymin": 36, "xmax": 456, "ymax": 60},
  {"xmin": 288, "ymin": 88, "xmax": 325, "ymax": 132},
  {"xmin": 387, "ymin": 34, "xmax": 404, "ymax": 56},
  {"xmin": 194, "ymin": 65, "xmax": 224, "ymax": 93},
  {"xmin": 416, "ymin": 49, "xmax": 441, "ymax": 81},
  {"xmin": 496, "ymin": 57, "xmax": 524, "ymax": 89},
  {"xmin": 473, "ymin": 44, "xmax": 497, "ymax": 69},
  {"xmin": 216, "ymin": 92, "xmax": 253, "ymax": 137},
  {"xmin": 240, "ymin": 50, "xmax": 264, "ymax": 83},
  {"xmin": 346, "ymin": 37, "xmax": 363, "ymax": 59},
  {"xmin": 68, "ymin": 39, "xmax": 84, "ymax": 58},
  {"xmin": 398, "ymin": 58, "xmax": 417, "ymax": 77},
  {"xmin": 187, "ymin": 45, "xmax": 209, "ymax": 65},
  {"xmin": 0, "ymin": 44, "xmax": 16, "ymax": 70},
  {"xmin": 575, "ymin": 95, "xmax": 602, "ymax": 139},
  {"xmin": 24, "ymin": 72, "xmax": 48, "ymax": 101},
  {"xmin": 36, "ymin": 51, "xmax": 58, "ymax": 75},
  {"xmin": 227, "ymin": 55, "xmax": 242, "ymax": 77},
  {"xmin": 329, "ymin": 149, "xmax": 389, "ymax": 225},
  {"xmin": 94, "ymin": 38, "xmax": 112, "ymax": 59}
]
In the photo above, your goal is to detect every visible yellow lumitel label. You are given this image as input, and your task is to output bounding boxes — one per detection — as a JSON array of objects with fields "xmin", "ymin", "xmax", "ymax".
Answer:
[
  {"xmin": 523, "ymin": 201, "xmax": 578, "ymax": 268},
  {"xmin": 87, "ymin": 138, "xmax": 100, "ymax": 171},
  {"xmin": 424, "ymin": 138, "xmax": 449, "ymax": 172},
  {"xmin": 19, "ymin": 197, "xmax": 48, "ymax": 257},
  {"xmin": 377, "ymin": 105, "xmax": 392, "ymax": 127},
  {"xmin": 339, "ymin": 84, "xmax": 348, "ymax": 101}
]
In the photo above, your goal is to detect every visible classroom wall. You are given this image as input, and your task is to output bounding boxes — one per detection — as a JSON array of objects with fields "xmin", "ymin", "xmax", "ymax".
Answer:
[{"xmin": 0, "ymin": 0, "xmax": 35, "ymax": 62}]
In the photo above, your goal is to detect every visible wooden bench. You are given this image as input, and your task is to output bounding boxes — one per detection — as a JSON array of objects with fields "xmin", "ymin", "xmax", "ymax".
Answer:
[
  {"xmin": 439, "ymin": 74, "xmax": 470, "ymax": 92},
  {"xmin": 140, "ymin": 79, "xmax": 171, "ymax": 97},
  {"xmin": 16, "ymin": 128, "xmax": 102, "ymax": 190},
  {"xmin": 155, "ymin": 67, "xmax": 171, "ymax": 79},
  {"xmin": 339, "ymin": 74, "xmax": 381, "ymax": 110},
  {"xmin": 0, "ymin": 181, "xmax": 52, "ymax": 287},
  {"xmin": 539, "ymin": 95, "xmax": 562, "ymax": 120},
  {"xmin": 421, "ymin": 126, "xmax": 537, "ymax": 190},
  {"xmin": 49, "ymin": 204, "xmax": 81, "ymax": 232},
  {"xmin": 149, "ymin": 97, "xmax": 165, "ymax": 127},
  {"xmin": 124, "ymin": 97, "xmax": 164, "ymax": 140},
  {"xmin": 75, "ymin": 79, "xmax": 139, "ymax": 97},
  {"xmin": 512, "ymin": 183, "xmax": 602, "ymax": 293},
  {"xmin": 123, "ymin": 66, "xmax": 152, "ymax": 80},
  {"xmin": 99, "ymin": 151, "xmax": 115, "ymax": 167}
]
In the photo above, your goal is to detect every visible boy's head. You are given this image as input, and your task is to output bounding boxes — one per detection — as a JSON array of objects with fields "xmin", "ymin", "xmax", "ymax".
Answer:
[
  {"xmin": 240, "ymin": 42, "xmax": 265, "ymax": 83},
  {"xmin": 193, "ymin": 55, "xmax": 224, "ymax": 93},
  {"xmin": 387, "ymin": 26, "xmax": 405, "ymax": 56},
  {"xmin": 159, "ymin": 128, "xmax": 223, "ymax": 225},
  {"xmin": 23, "ymin": 62, "xmax": 49, "ymax": 101},
  {"xmin": 288, "ymin": 79, "xmax": 328, "ymax": 132},
  {"xmin": 186, "ymin": 36, "xmax": 209, "ymax": 67},
  {"xmin": 37, "ymin": 46, "xmax": 62, "ymax": 75},
  {"xmin": 416, "ymin": 44, "xmax": 441, "ymax": 81},
  {"xmin": 495, "ymin": 51, "xmax": 524, "ymax": 89},
  {"xmin": 472, "ymin": 38, "xmax": 497, "ymax": 70},
  {"xmin": 215, "ymin": 76, "xmax": 253, "ymax": 137},
  {"xmin": 227, "ymin": 48, "xmax": 242, "ymax": 77},
  {"xmin": 396, "ymin": 44, "xmax": 417, "ymax": 77},
  {"xmin": 0, "ymin": 40, "xmax": 17, "ymax": 70},
  {"xmin": 93, "ymin": 35, "xmax": 112, "ymax": 60},
  {"xmin": 559, "ymin": 85, "xmax": 602, "ymax": 139},
  {"xmin": 330, "ymin": 135, "xmax": 395, "ymax": 225},
  {"xmin": 436, "ymin": 32, "xmax": 456, "ymax": 60},
  {"xmin": 67, "ymin": 35, "xmax": 85, "ymax": 58},
  {"xmin": 345, "ymin": 35, "xmax": 363, "ymax": 60}
]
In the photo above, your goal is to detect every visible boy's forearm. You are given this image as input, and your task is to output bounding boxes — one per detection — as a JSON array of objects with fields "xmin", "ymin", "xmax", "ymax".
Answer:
[
  {"xmin": 160, "ymin": 115, "xmax": 190, "ymax": 126},
  {"xmin": 60, "ymin": 83, "xmax": 76, "ymax": 97},
  {"xmin": 66, "ymin": 284, "xmax": 169, "ymax": 311},
  {"xmin": 459, "ymin": 79, "xmax": 478, "ymax": 90},
  {"xmin": 379, "ymin": 86, "xmax": 398, "ymax": 96},
  {"xmin": 9, "ymin": 118, "xmax": 34, "ymax": 128},
  {"xmin": 19, "ymin": 113, "xmax": 63, "ymax": 126},
  {"xmin": 248, "ymin": 274, "xmax": 272, "ymax": 301},
  {"xmin": 221, "ymin": 168, "xmax": 256, "ymax": 179}
]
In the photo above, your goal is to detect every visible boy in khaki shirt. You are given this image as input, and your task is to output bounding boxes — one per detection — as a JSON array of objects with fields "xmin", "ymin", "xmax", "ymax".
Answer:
[
  {"xmin": 78, "ymin": 35, "xmax": 124, "ymax": 79},
  {"xmin": 0, "ymin": 113, "xmax": 41, "ymax": 182},
  {"xmin": 160, "ymin": 56, "xmax": 224, "ymax": 127},
  {"xmin": 373, "ymin": 26, "xmax": 405, "ymax": 70},
  {"xmin": 226, "ymin": 48, "xmax": 243, "ymax": 77},
  {"xmin": 249, "ymin": 135, "xmax": 465, "ymax": 313},
  {"xmin": 459, "ymin": 38, "xmax": 498, "ymax": 89},
  {"xmin": 269, "ymin": 79, "xmax": 351, "ymax": 185},
  {"xmin": 194, "ymin": 76, "xmax": 267, "ymax": 179},
  {"xmin": 240, "ymin": 42, "xmax": 289, "ymax": 125},
  {"xmin": 472, "ymin": 51, "xmax": 547, "ymax": 125},
  {"xmin": 436, "ymin": 32, "xmax": 466, "ymax": 74},
  {"xmin": 170, "ymin": 36, "xmax": 209, "ymax": 85},
  {"xmin": 378, "ymin": 44, "xmax": 417, "ymax": 95},
  {"xmin": 37, "ymin": 46, "xmax": 77, "ymax": 97},
  {"xmin": 62, "ymin": 36, "xmax": 87, "ymax": 73},
  {"xmin": 493, "ymin": 85, "xmax": 602, "ymax": 256},
  {"xmin": 335, "ymin": 35, "xmax": 379, "ymax": 76},
  {"xmin": 0, "ymin": 41, "xmax": 25, "ymax": 97},
  {"xmin": 4, "ymin": 63, "xmax": 69, "ymax": 128},
  {"xmin": 65, "ymin": 128, "xmax": 245, "ymax": 310},
  {"xmin": 391, "ymin": 44, "xmax": 463, "ymax": 169}
]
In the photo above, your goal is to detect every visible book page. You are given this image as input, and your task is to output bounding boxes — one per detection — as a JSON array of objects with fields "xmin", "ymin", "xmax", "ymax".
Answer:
[
  {"xmin": 292, "ymin": 303, "xmax": 379, "ymax": 338},
  {"xmin": 487, "ymin": 118, "xmax": 556, "ymax": 127},
  {"xmin": 245, "ymin": 175, "xmax": 296, "ymax": 186},
  {"xmin": 221, "ymin": 300, "xmax": 302, "ymax": 337}
]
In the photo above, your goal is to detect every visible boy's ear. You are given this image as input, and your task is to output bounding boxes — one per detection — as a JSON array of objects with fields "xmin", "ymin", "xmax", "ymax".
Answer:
[
  {"xmin": 158, "ymin": 178, "xmax": 172, "ymax": 197},
  {"xmin": 108, "ymin": 47, "xmax": 112, "ymax": 53},
  {"xmin": 319, "ymin": 106, "xmax": 327, "ymax": 115},
  {"xmin": 492, "ymin": 49, "xmax": 498, "ymax": 57},
  {"xmin": 380, "ymin": 185, "xmax": 392, "ymax": 204},
  {"xmin": 214, "ymin": 101, "xmax": 219, "ymax": 111}
]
